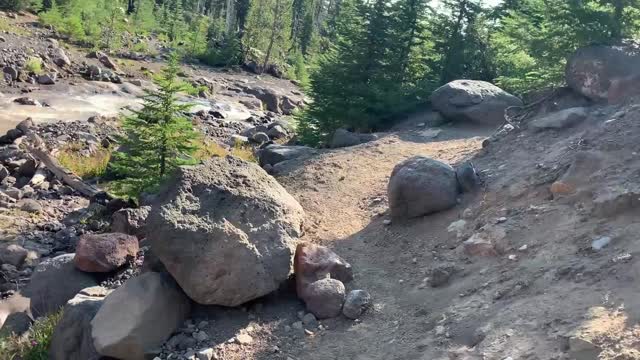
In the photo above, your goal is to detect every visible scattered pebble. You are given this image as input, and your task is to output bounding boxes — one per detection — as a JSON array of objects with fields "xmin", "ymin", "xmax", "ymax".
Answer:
[
  {"xmin": 383, "ymin": 219, "xmax": 392, "ymax": 226},
  {"xmin": 235, "ymin": 334, "xmax": 253, "ymax": 345},
  {"xmin": 592, "ymin": 236, "xmax": 612, "ymax": 251}
]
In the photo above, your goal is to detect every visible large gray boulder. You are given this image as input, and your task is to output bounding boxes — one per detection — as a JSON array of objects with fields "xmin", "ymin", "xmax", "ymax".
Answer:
[
  {"xmin": 566, "ymin": 42, "xmax": 640, "ymax": 103},
  {"xmin": 259, "ymin": 144, "xmax": 314, "ymax": 167},
  {"xmin": 147, "ymin": 157, "xmax": 305, "ymax": 306},
  {"xmin": 388, "ymin": 156, "xmax": 459, "ymax": 218},
  {"xmin": 430, "ymin": 80, "xmax": 522, "ymax": 126},
  {"xmin": 23, "ymin": 254, "xmax": 98, "ymax": 318},
  {"xmin": 241, "ymin": 86, "xmax": 281, "ymax": 113},
  {"xmin": 50, "ymin": 286, "xmax": 112, "ymax": 360},
  {"xmin": 91, "ymin": 273, "xmax": 191, "ymax": 360}
]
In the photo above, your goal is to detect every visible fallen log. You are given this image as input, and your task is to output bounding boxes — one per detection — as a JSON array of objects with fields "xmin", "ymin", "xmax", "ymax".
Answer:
[{"xmin": 16, "ymin": 118, "xmax": 108, "ymax": 200}]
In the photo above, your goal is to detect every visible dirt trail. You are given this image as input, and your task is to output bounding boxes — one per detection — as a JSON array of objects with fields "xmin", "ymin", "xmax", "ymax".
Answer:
[
  {"xmin": 272, "ymin": 103, "xmax": 640, "ymax": 360},
  {"xmin": 275, "ymin": 121, "xmax": 492, "ymax": 360}
]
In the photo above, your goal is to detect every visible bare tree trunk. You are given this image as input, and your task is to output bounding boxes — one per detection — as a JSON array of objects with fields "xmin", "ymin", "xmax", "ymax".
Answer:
[
  {"xmin": 127, "ymin": 0, "xmax": 136, "ymax": 14},
  {"xmin": 226, "ymin": 0, "xmax": 236, "ymax": 34},
  {"xmin": 262, "ymin": 0, "xmax": 283, "ymax": 72}
]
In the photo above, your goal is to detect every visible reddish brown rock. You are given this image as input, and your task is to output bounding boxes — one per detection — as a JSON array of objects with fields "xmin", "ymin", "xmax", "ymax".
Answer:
[
  {"xmin": 294, "ymin": 243, "xmax": 353, "ymax": 298},
  {"xmin": 74, "ymin": 233, "xmax": 138, "ymax": 273}
]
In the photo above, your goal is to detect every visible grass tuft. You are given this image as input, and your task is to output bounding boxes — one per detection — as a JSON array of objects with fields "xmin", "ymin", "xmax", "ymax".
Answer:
[
  {"xmin": 194, "ymin": 140, "xmax": 257, "ymax": 163},
  {"xmin": 56, "ymin": 142, "xmax": 113, "ymax": 179},
  {"xmin": 24, "ymin": 57, "xmax": 43, "ymax": 75},
  {"xmin": 0, "ymin": 310, "xmax": 63, "ymax": 360}
]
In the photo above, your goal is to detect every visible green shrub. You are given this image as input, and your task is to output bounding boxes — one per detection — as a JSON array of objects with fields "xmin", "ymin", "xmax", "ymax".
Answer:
[{"xmin": 24, "ymin": 57, "xmax": 43, "ymax": 74}]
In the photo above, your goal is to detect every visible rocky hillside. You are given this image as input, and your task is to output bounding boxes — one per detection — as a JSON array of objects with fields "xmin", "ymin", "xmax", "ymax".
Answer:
[{"xmin": 2, "ymin": 8, "xmax": 640, "ymax": 360}]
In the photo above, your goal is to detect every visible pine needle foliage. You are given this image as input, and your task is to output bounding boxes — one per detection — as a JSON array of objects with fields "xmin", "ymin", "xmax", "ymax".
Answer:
[{"xmin": 110, "ymin": 53, "xmax": 198, "ymax": 198}]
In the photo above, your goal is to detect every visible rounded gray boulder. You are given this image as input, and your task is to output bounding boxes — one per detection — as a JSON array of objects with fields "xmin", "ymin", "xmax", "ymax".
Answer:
[
  {"xmin": 147, "ymin": 156, "xmax": 305, "ymax": 306},
  {"xmin": 430, "ymin": 80, "xmax": 522, "ymax": 126},
  {"xmin": 23, "ymin": 254, "xmax": 98, "ymax": 318},
  {"xmin": 303, "ymin": 278, "xmax": 346, "ymax": 319},
  {"xmin": 388, "ymin": 156, "xmax": 458, "ymax": 218}
]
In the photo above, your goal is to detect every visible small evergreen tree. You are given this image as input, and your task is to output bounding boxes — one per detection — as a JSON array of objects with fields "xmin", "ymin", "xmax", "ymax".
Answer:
[{"xmin": 111, "ymin": 54, "xmax": 198, "ymax": 198}]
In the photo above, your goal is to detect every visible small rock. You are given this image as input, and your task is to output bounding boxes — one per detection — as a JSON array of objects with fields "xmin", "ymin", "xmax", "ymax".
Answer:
[
  {"xmin": 447, "ymin": 219, "xmax": 467, "ymax": 239},
  {"xmin": 14, "ymin": 97, "xmax": 41, "ymax": 106},
  {"xmin": 197, "ymin": 320, "xmax": 209, "ymax": 329},
  {"xmin": 592, "ymin": 236, "xmax": 611, "ymax": 251},
  {"xmin": 4, "ymin": 187, "xmax": 22, "ymax": 200},
  {"xmin": 235, "ymin": 334, "xmax": 253, "ymax": 345},
  {"xmin": 302, "ymin": 313, "xmax": 318, "ymax": 328},
  {"xmin": 251, "ymin": 132, "xmax": 270, "ymax": 143},
  {"xmin": 529, "ymin": 107, "xmax": 588, "ymax": 130},
  {"xmin": 303, "ymin": 278, "xmax": 346, "ymax": 319},
  {"xmin": 295, "ymin": 243, "xmax": 353, "ymax": 310},
  {"xmin": 0, "ymin": 312, "xmax": 32, "ymax": 337},
  {"xmin": 193, "ymin": 331, "xmax": 209, "ymax": 342},
  {"xmin": 463, "ymin": 225, "xmax": 507, "ymax": 257},
  {"xmin": 0, "ymin": 165, "xmax": 8, "ymax": 181},
  {"xmin": 342, "ymin": 289, "xmax": 372, "ymax": 319},
  {"xmin": 37, "ymin": 73, "xmax": 57, "ymax": 85},
  {"xmin": 267, "ymin": 125, "xmax": 288, "ymax": 139},
  {"xmin": 20, "ymin": 199, "xmax": 41, "ymax": 213},
  {"xmin": 196, "ymin": 348, "xmax": 215, "ymax": 360},
  {"xmin": 383, "ymin": 219, "xmax": 392, "ymax": 226},
  {"xmin": 3, "ymin": 66, "xmax": 18, "ymax": 81},
  {"xmin": 0, "ymin": 244, "xmax": 29, "ymax": 267}
]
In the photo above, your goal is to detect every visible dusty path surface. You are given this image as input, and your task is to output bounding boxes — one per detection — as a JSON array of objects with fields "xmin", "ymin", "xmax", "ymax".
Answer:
[
  {"xmin": 265, "ymin": 103, "xmax": 640, "ymax": 360},
  {"xmin": 273, "ymin": 121, "xmax": 492, "ymax": 360}
]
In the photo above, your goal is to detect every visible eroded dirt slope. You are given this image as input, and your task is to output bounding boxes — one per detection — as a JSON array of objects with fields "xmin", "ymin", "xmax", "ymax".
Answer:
[{"xmin": 270, "ymin": 102, "xmax": 640, "ymax": 360}]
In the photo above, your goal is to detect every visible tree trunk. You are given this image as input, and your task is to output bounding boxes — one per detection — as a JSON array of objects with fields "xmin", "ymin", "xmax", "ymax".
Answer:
[
  {"xmin": 127, "ymin": 0, "xmax": 136, "ymax": 14},
  {"xmin": 262, "ymin": 0, "xmax": 283, "ymax": 73},
  {"xmin": 612, "ymin": 0, "xmax": 624, "ymax": 39},
  {"xmin": 226, "ymin": 0, "xmax": 236, "ymax": 34}
]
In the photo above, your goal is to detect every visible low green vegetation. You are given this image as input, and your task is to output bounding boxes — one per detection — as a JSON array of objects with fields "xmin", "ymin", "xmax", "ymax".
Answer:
[
  {"xmin": 194, "ymin": 140, "xmax": 257, "ymax": 163},
  {"xmin": 24, "ymin": 57, "xmax": 43, "ymax": 75},
  {"xmin": 56, "ymin": 143, "xmax": 113, "ymax": 179},
  {"xmin": 0, "ymin": 310, "xmax": 63, "ymax": 360}
]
